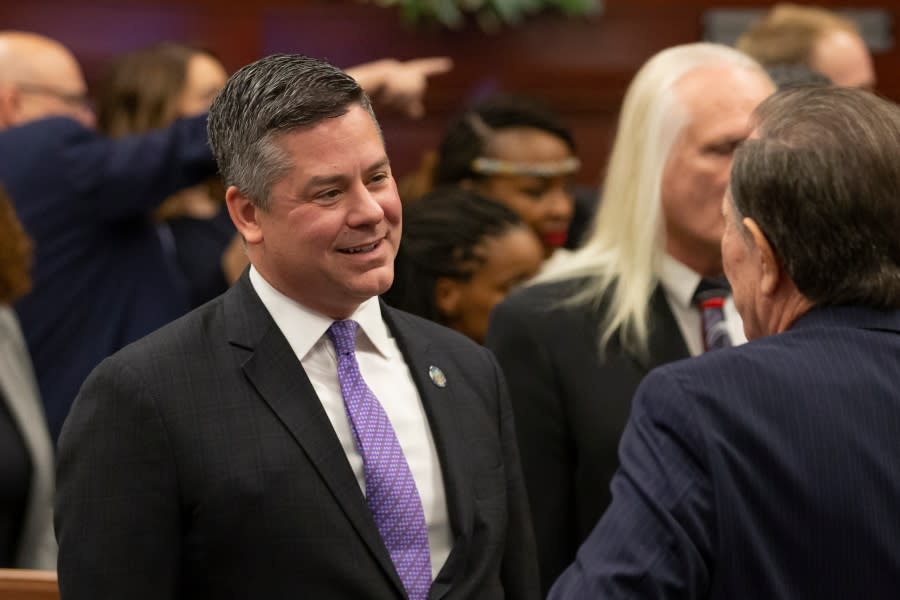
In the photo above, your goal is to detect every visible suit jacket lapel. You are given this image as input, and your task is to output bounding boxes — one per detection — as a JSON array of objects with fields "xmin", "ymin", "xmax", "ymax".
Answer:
[
  {"xmin": 632, "ymin": 285, "xmax": 692, "ymax": 372},
  {"xmin": 383, "ymin": 305, "xmax": 471, "ymax": 600},
  {"xmin": 223, "ymin": 276, "xmax": 405, "ymax": 596}
]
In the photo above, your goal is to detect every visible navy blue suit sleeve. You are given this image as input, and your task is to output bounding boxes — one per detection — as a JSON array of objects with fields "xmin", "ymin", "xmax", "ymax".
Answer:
[
  {"xmin": 60, "ymin": 114, "xmax": 216, "ymax": 222},
  {"xmin": 548, "ymin": 366, "xmax": 715, "ymax": 599},
  {"xmin": 55, "ymin": 356, "xmax": 181, "ymax": 599}
]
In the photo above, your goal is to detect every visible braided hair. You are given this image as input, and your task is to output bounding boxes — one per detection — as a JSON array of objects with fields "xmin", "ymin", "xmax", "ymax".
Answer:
[{"xmin": 383, "ymin": 186, "xmax": 526, "ymax": 324}]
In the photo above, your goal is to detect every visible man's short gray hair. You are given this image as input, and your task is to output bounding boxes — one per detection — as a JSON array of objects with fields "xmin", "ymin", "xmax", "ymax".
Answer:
[
  {"xmin": 207, "ymin": 54, "xmax": 375, "ymax": 210},
  {"xmin": 732, "ymin": 85, "xmax": 900, "ymax": 309}
]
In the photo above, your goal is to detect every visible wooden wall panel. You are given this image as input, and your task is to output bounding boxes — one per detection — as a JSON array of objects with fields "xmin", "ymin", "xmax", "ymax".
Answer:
[{"xmin": 1, "ymin": 0, "xmax": 897, "ymax": 186}]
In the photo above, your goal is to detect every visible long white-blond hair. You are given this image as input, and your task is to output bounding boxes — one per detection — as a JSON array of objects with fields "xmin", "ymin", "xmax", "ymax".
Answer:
[{"xmin": 539, "ymin": 43, "xmax": 768, "ymax": 357}]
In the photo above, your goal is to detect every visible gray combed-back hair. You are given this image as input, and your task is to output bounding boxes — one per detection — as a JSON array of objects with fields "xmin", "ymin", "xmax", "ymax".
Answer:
[
  {"xmin": 207, "ymin": 53, "xmax": 375, "ymax": 209},
  {"xmin": 731, "ymin": 85, "xmax": 900, "ymax": 309}
]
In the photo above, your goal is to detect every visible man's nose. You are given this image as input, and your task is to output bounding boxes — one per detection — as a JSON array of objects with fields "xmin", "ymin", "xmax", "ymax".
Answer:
[{"xmin": 347, "ymin": 185, "xmax": 386, "ymax": 226}]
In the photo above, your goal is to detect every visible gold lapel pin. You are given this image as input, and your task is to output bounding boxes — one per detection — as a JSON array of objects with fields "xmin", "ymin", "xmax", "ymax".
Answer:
[{"xmin": 428, "ymin": 365, "xmax": 447, "ymax": 388}]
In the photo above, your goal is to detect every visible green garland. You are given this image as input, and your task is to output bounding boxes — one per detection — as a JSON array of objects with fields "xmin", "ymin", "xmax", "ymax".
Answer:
[{"xmin": 370, "ymin": 0, "xmax": 602, "ymax": 30}]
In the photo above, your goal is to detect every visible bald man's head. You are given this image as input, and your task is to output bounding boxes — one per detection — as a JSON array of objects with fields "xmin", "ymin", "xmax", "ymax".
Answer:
[
  {"xmin": 736, "ymin": 4, "xmax": 876, "ymax": 90},
  {"xmin": 0, "ymin": 31, "xmax": 94, "ymax": 128},
  {"xmin": 811, "ymin": 29, "xmax": 876, "ymax": 89}
]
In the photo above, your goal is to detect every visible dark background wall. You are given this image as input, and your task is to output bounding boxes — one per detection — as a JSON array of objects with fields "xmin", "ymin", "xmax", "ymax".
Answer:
[{"xmin": 3, "ymin": 0, "xmax": 897, "ymax": 186}]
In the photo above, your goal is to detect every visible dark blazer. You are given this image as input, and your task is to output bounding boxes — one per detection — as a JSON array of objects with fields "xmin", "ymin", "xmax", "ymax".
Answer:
[
  {"xmin": 485, "ymin": 277, "xmax": 689, "ymax": 593},
  {"xmin": 0, "ymin": 115, "xmax": 216, "ymax": 441},
  {"xmin": 550, "ymin": 306, "xmax": 900, "ymax": 599},
  {"xmin": 55, "ymin": 273, "xmax": 540, "ymax": 600}
]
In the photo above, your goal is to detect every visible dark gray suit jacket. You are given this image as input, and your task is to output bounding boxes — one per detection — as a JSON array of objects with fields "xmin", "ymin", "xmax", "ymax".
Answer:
[
  {"xmin": 55, "ymin": 273, "xmax": 539, "ymax": 599},
  {"xmin": 485, "ymin": 277, "xmax": 689, "ymax": 593}
]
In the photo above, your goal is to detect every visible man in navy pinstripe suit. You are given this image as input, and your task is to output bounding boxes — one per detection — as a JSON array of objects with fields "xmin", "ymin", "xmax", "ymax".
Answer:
[{"xmin": 550, "ymin": 85, "xmax": 900, "ymax": 599}]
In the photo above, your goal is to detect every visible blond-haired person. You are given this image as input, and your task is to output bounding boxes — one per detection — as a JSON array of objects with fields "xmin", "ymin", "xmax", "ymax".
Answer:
[{"xmin": 486, "ymin": 42, "xmax": 774, "ymax": 593}]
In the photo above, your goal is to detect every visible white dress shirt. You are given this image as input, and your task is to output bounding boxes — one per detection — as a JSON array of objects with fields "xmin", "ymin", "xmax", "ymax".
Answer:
[
  {"xmin": 249, "ymin": 267, "xmax": 452, "ymax": 579},
  {"xmin": 658, "ymin": 254, "xmax": 747, "ymax": 357}
]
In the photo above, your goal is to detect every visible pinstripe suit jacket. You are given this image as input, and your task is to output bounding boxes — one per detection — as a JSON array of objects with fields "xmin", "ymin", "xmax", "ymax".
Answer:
[
  {"xmin": 55, "ymin": 273, "xmax": 539, "ymax": 599},
  {"xmin": 550, "ymin": 305, "xmax": 900, "ymax": 599}
]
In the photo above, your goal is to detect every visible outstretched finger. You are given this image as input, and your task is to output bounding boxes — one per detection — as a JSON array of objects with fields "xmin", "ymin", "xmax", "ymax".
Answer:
[{"xmin": 406, "ymin": 56, "xmax": 453, "ymax": 77}]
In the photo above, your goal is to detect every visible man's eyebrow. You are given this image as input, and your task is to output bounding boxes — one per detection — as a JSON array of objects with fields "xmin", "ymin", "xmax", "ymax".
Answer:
[
  {"xmin": 302, "ymin": 173, "xmax": 347, "ymax": 194},
  {"xmin": 300, "ymin": 156, "xmax": 391, "ymax": 195},
  {"xmin": 365, "ymin": 156, "xmax": 391, "ymax": 172},
  {"xmin": 712, "ymin": 134, "xmax": 746, "ymax": 144}
]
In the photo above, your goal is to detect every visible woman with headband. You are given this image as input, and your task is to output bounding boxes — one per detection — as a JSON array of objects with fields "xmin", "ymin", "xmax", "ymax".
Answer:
[{"xmin": 431, "ymin": 94, "xmax": 582, "ymax": 268}]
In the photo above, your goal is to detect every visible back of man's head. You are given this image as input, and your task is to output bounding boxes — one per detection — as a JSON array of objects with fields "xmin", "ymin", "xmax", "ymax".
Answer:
[
  {"xmin": 0, "ymin": 31, "xmax": 93, "ymax": 128},
  {"xmin": 207, "ymin": 54, "xmax": 374, "ymax": 210},
  {"xmin": 731, "ymin": 86, "xmax": 900, "ymax": 309},
  {"xmin": 736, "ymin": 4, "xmax": 874, "ymax": 89}
]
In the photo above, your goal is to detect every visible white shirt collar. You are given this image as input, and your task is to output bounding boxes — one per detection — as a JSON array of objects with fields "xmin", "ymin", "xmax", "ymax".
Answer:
[
  {"xmin": 248, "ymin": 266, "xmax": 394, "ymax": 360},
  {"xmin": 657, "ymin": 253, "xmax": 703, "ymax": 310}
]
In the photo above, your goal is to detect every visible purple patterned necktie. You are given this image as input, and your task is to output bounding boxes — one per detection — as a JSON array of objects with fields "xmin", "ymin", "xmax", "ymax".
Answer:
[{"xmin": 327, "ymin": 320, "xmax": 431, "ymax": 600}]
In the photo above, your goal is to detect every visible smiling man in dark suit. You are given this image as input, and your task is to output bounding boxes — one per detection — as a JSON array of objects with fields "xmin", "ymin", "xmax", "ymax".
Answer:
[
  {"xmin": 550, "ymin": 85, "xmax": 900, "ymax": 598},
  {"xmin": 55, "ymin": 54, "xmax": 538, "ymax": 600}
]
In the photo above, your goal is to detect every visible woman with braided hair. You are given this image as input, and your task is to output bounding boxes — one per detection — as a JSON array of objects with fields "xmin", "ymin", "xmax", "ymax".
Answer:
[{"xmin": 383, "ymin": 186, "xmax": 543, "ymax": 343}]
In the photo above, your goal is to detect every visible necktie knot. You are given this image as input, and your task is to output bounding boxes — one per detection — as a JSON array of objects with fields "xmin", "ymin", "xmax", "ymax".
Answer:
[
  {"xmin": 693, "ymin": 277, "xmax": 733, "ymax": 352},
  {"xmin": 327, "ymin": 320, "xmax": 359, "ymax": 356},
  {"xmin": 692, "ymin": 277, "xmax": 730, "ymax": 306}
]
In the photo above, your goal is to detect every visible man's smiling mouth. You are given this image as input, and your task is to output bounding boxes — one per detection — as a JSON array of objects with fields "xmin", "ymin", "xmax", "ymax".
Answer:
[{"xmin": 338, "ymin": 240, "xmax": 380, "ymax": 254}]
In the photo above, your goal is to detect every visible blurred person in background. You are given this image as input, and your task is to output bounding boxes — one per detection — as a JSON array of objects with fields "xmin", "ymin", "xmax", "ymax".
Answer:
[
  {"xmin": 431, "ymin": 94, "xmax": 585, "ymax": 268},
  {"xmin": 485, "ymin": 43, "xmax": 774, "ymax": 594},
  {"xmin": 0, "ymin": 186, "xmax": 55, "ymax": 569},
  {"xmin": 737, "ymin": 3, "xmax": 875, "ymax": 90},
  {"xmin": 763, "ymin": 62, "xmax": 832, "ymax": 89},
  {"xmin": 96, "ymin": 42, "xmax": 244, "ymax": 310},
  {"xmin": 0, "ymin": 31, "xmax": 217, "ymax": 441},
  {"xmin": 382, "ymin": 186, "xmax": 543, "ymax": 344}
]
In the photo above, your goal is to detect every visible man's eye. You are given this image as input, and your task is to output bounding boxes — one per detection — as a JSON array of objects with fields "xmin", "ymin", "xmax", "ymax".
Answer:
[
  {"xmin": 708, "ymin": 141, "xmax": 739, "ymax": 156},
  {"xmin": 522, "ymin": 187, "xmax": 547, "ymax": 200}
]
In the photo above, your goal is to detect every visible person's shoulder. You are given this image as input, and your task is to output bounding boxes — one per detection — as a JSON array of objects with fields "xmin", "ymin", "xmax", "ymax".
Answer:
[
  {"xmin": 641, "ymin": 332, "xmax": 809, "ymax": 416},
  {"xmin": 501, "ymin": 275, "xmax": 596, "ymax": 313},
  {"xmin": 9, "ymin": 116, "xmax": 92, "ymax": 138},
  {"xmin": 105, "ymin": 294, "xmax": 227, "ymax": 372},
  {"xmin": 490, "ymin": 276, "xmax": 608, "ymax": 343},
  {"xmin": 654, "ymin": 333, "xmax": 778, "ymax": 377},
  {"xmin": 0, "ymin": 117, "xmax": 94, "ymax": 157}
]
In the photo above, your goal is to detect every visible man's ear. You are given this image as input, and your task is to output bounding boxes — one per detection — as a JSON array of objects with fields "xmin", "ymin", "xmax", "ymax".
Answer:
[
  {"xmin": 434, "ymin": 276, "xmax": 462, "ymax": 320},
  {"xmin": 0, "ymin": 85, "xmax": 22, "ymax": 129},
  {"xmin": 744, "ymin": 217, "xmax": 780, "ymax": 295},
  {"xmin": 225, "ymin": 186, "xmax": 263, "ymax": 245}
]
